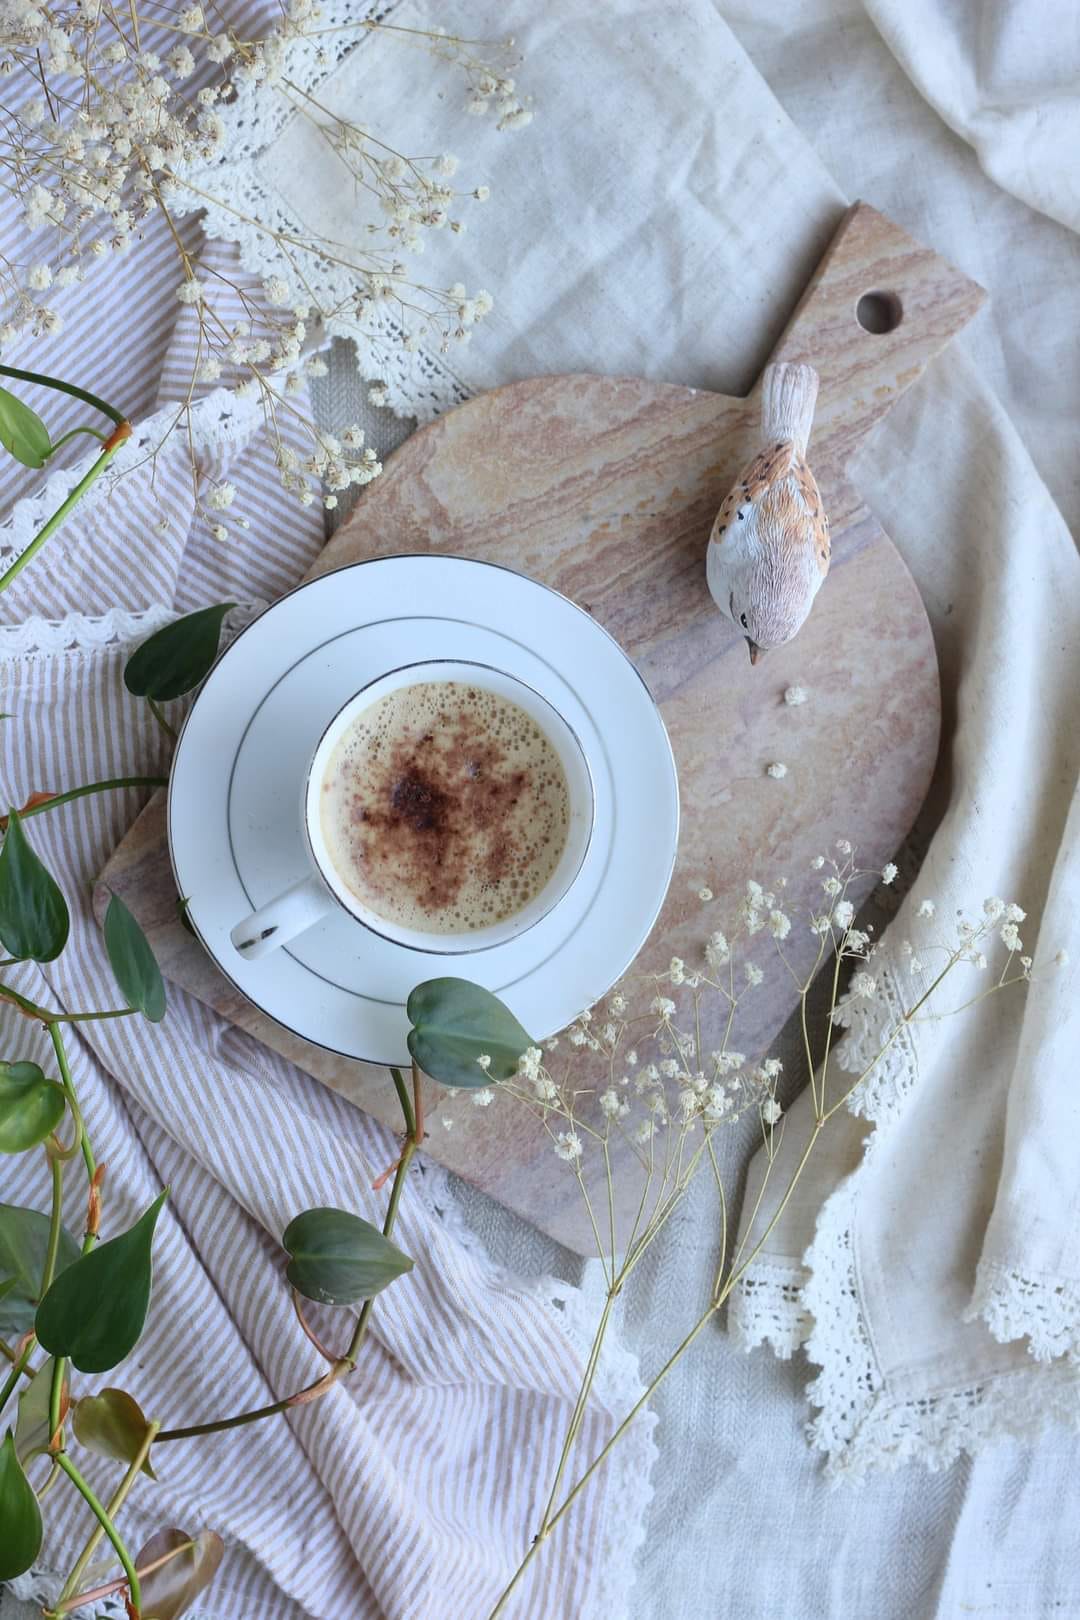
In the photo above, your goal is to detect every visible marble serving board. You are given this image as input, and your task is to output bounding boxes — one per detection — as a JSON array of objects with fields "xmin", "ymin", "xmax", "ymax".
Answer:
[{"xmin": 96, "ymin": 203, "xmax": 984, "ymax": 1253}]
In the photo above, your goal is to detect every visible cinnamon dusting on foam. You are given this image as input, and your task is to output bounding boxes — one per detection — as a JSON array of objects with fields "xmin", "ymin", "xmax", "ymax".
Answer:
[{"xmin": 319, "ymin": 681, "xmax": 570, "ymax": 933}]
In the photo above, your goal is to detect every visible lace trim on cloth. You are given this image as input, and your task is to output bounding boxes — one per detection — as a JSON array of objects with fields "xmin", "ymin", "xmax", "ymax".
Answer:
[
  {"xmin": 729, "ymin": 959, "xmax": 1080, "ymax": 1477},
  {"xmin": 727, "ymin": 1259, "xmax": 812, "ymax": 1359},
  {"xmin": 802, "ymin": 1179, "xmax": 1080, "ymax": 1482},
  {"xmin": 967, "ymin": 1258, "xmax": 1080, "ymax": 1365},
  {"xmin": 0, "ymin": 602, "xmax": 265, "ymax": 663},
  {"xmin": 181, "ymin": 3, "xmax": 472, "ymax": 424},
  {"xmin": 419, "ymin": 1158, "xmax": 657, "ymax": 1618},
  {"xmin": 0, "ymin": 386, "xmax": 270, "ymax": 575}
]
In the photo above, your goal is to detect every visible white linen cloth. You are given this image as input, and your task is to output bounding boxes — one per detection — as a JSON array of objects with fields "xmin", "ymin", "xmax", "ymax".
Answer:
[{"xmin": 3, "ymin": 2, "xmax": 1080, "ymax": 1617}]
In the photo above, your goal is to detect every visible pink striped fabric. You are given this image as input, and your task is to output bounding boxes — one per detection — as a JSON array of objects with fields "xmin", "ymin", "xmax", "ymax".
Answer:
[{"xmin": 0, "ymin": 15, "xmax": 644, "ymax": 1617}]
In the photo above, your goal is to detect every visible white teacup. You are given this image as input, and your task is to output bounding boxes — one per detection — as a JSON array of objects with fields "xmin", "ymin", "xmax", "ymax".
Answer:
[{"xmin": 229, "ymin": 659, "xmax": 595, "ymax": 960}]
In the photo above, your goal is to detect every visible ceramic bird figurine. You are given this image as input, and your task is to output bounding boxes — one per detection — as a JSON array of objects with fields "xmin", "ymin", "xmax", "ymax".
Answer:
[{"xmin": 706, "ymin": 361, "xmax": 830, "ymax": 663}]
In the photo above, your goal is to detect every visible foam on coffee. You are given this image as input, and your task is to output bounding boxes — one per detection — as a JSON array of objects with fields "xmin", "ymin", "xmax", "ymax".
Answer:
[{"xmin": 319, "ymin": 680, "xmax": 571, "ymax": 934}]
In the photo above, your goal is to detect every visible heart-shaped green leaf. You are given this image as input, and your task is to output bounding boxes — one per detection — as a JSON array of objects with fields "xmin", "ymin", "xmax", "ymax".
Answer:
[
  {"xmin": 283, "ymin": 1207, "xmax": 413, "ymax": 1306},
  {"xmin": 104, "ymin": 894, "xmax": 165, "ymax": 1022},
  {"xmin": 0, "ymin": 1430, "xmax": 43, "ymax": 1580},
  {"xmin": 406, "ymin": 977, "xmax": 533, "ymax": 1088},
  {"xmin": 0, "ymin": 385, "xmax": 51, "ymax": 470},
  {"xmin": 36, "ymin": 1190, "xmax": 167, "ymax": 1373},
  {"xmin": 73, "ymin": 1387, "xmax": 157, "ymax": 1479},
  {"xmin": 0, "ymin": 1061, "xmax": 65, "ymax": 1154},
  {"xmin": 0, "ymin": 811, "xmax": 70, "ymax": 961},
  {"xmin": 136, "ymin": 1526, "xmax": 224, "ymax": 1620},
  {"xmin": 0, "ymin": 1203, "xmax": 80, "ymax": 1336},
  {"xmin": 15, "ymin": 1356, "xmax": 64, "ymax": 1463},
  {"xmin": 123, "ymin": 603, "xmax": 235, "ymax": 702}
]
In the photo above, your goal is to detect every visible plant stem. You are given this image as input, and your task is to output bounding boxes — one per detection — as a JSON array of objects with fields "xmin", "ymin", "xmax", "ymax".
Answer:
[
  {"xmin": 0, "ymin": 1341, "xmax": 35, "ymax": 1415},
  {"xmin": 537, "ymin": 1289, "xmax": 617, "ymax": 1537},
  {"xmin": 0, "ymin": 364, "xmax": 127, "ymax": 426},
  {"xmin": 54, "ymin": 1453, "xmax": 143, "ymax": 1617},
  {"xmin": 49, "ymin": 1023, "xmax": 95, "ymax": 1181},
  {"xmin": 0, "ymin": 424, "xmax": 131, "ymax": 596},
  {"xmin": 389, "ymin": 1065, "xmax": 416, "ymax": 1139},
  {"xmin": 147, "ymin": 697, "xmax": 178, "ymax": 742},
  {"xmin": 51, "ymin": 1421, "xmax": 160, "ymax": 1615},
  {"xmin": 42, "ymin": 1152, "xmax": 65, "ymax": 1295},
  {"xmin": 56, "ymin": 1539, "xmax": 195, "ymax": 1615},
  {"xmin": 158, "ymin": 1073, "xmax": 420, "ymax": 1441},
  {"xmin": 5, "ymin": 776, "xmax": 168, "ymax": 824}
]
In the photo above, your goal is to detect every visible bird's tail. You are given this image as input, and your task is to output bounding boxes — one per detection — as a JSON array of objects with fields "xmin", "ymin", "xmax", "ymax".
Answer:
[{"xmin": 760, "ymin": 363, "xmax": 819, "ymax": 455}]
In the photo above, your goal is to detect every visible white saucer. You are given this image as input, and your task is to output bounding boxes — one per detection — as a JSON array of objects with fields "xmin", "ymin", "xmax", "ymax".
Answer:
[{"xmin": 168, "ymin": 555, "xmax": 680, "ymax": 1065}]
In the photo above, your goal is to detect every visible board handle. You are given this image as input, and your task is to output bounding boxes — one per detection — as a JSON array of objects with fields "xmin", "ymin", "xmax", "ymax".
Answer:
[{"xmin": 763, "ymin": 201, "xmax": 986, "ymax": 466}]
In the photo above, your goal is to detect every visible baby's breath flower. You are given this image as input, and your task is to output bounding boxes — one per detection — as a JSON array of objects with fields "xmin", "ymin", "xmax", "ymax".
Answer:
[
  {"xmin": 177, "ymin": 4, "xmax": 204, "ymax": 31},
  {"xmin": 262, "ymin": 274, "xmax": 290, "ymax": 305},
  {"xmin": 917, "ymin": 898, "xmax": 936, "ymax": 918},
  {"xmin": 823, "ymin": 876, "xmax": 842, "ymax": 897},
  {"xmin": 832, "ymin": 900, "xmax": 854, "ymax": 930},
  {"xmin": 761, "ymin": 1098, "xmax": 783, "ymax": 1125},
  {"xmin": 1001, "ymin": 922, "xmax": 1023, "ymax": 953},
  {"xmin": 982, "ymin": 896, "xmax": 1005, "ymax": 920},
  {"xmin": 599, "ymin": 1088, "xmax": 621, "ymax": 1118},
  {"xmin": 761, "ymin": 1057, "xmax": 782, "ymax": 1080},
  {"xmin": 881, "ymin": 863, "xmax": 898, "ymax": 885},
  {"xmin": 668, "ymin": 956, "xmax": 686, "ymax": 985},
  {"xmin": 769, "ymin": 909, "xmax": 791, "ymax": 940},
  {"xmin": 471, "ymin": 1087, "xmax": 495, "ymax": 1107},
  {"xmin": 697, "ymin": 886, "xmax": 713, "ymax": 902},
  {"xmin": 851, "ymin": 972, "xmax": 877, "ymax": 998},
  {"xmin": 206, "ymin": 482, "xmax": 236, "ymax": 510},
  {"xmin": 650, "ymin": 995, "xmax": 676, "ymax": 1018},
  {"xmin": 705, "ymin": 930, "xmax": 730, "ymax": 970},
  {"xmin": 167, "ymin": 44, "xmax": 196, "ymax": 78},
  {"xmin": 1005, "ymin": 902, "xmax": 1026, "ymax": 923},
  {"xmin": 175, "ymin": 277, "xmax": 205, "ymax": 305},
  {"xmin": 475, "ymin": 1053, "xmax": 492, "ymax": 1071},
  {"xmin": 210, "ymin": 523, "xmax": 228, "ymax": 542},
  {"xmin": 26, "ymin": 263, "xmax": 53, "ymax": 290},
  {"xmin": 441, "ymin": 1116, "xmax": 454, "ymax": 1131},
  {"xmin": 783, "ymin": 685, "xmax": 808, "ymax": 706},
  {"xmin": 766, "ymin": 762, "xmax": 788, "ymax": 779},
  {"xmin": 368, "ymin": 383, "xmax": 390, "ymax": 407},
  {"xmin": 744, "ymin": 963, "xmax": 763, "ymax": 987},
  {"xmin": 836, "ymin": 839, "xmax": 853, "ymax": 854},
  {"xmin": 811, "ymin": 855, "xmax": 825, "ymax": 870},
  {"xmin": 554, "ymin": 1131, "xmax": 583, "ymax": 1163},
  {"xmin": 633, "ymin": 1120, "xmax": 655, "ymax": 1146}
]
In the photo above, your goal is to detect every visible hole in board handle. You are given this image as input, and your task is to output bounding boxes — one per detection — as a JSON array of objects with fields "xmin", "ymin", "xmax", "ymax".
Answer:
[{"xmin": 856, "ymin": 291, "xmax": 903, "ymax": 335}]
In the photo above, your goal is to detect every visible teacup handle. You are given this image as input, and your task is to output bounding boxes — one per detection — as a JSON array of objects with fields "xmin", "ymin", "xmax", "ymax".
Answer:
[{"xmin": 230, "ymin": 876, "xmax": 332, "ymax": 959}]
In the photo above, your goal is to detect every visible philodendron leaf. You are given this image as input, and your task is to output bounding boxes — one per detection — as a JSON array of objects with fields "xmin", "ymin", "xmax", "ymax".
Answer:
[
  {"xmin": 73, "ymin": 1387, "xmax": 157, "ymax": 1479},
  {"xmin": 104, "ymin": 894, "xmax": 166, "ymax": 1022},
  {"xmin": 15, "ymin": 1356, "xmax": 65, "ymax": 1464},
  {"xmin": 0, "ymin": 1203, "xmax": 80, "ymax": 1336},
  {"xmin": 124, "ymin": 603, "xmax": 235, "ymax": 702},
  {"xmin": 0, "ymin": 1430, "xmax": 42, "ymax": 1581},
  {"xmin": 136, "ymin": 1526, "xmax": 224, "ymax": 1620},
  {"xmin": 0, "ymin": 385, "xmax": 51, "ymax": 470},
  {"xmin": 0, "ymin": 811, "xmax": 70, "ymax": 961},
  {"xmin": 0, "ymin": 1060, "xmax": 65, "ymax": 1153},
  {"xmin": 283, "ymin": 1207, "xmax": 413, "ymax": 1306},
  {"xmin": 36, "ymin": 1190, "xmax": 167, "ymax": 1373},
  {"xmin": 406, "ymin": 977, "xmax": 533, "ymax": 1088}
]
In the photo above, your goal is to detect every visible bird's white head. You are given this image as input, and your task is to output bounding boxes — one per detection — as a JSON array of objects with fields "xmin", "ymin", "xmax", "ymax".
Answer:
[{"xmin": 725, "ymin": 547, "xmax": 821, "ymax": 664}]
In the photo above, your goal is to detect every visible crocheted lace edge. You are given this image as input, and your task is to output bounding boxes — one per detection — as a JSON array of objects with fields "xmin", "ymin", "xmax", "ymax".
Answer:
[{"xmin": 728, "ymin": 964, "xmax": 1080, "ymax": 1478}]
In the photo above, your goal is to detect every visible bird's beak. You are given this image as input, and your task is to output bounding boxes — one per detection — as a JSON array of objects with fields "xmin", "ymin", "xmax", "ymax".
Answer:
[{"xmin": 746, "ymin": 639, "xmax": 764, "ymax": 666}]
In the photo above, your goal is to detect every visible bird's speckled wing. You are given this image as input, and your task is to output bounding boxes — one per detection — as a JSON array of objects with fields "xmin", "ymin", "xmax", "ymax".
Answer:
[
  {"xmin": 792, "ymin": 451, "xmax": 830, "ymax": 575},
  {"xmin": 710, "ymin": 440, "xmax": 796, "ymax": 540}
]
